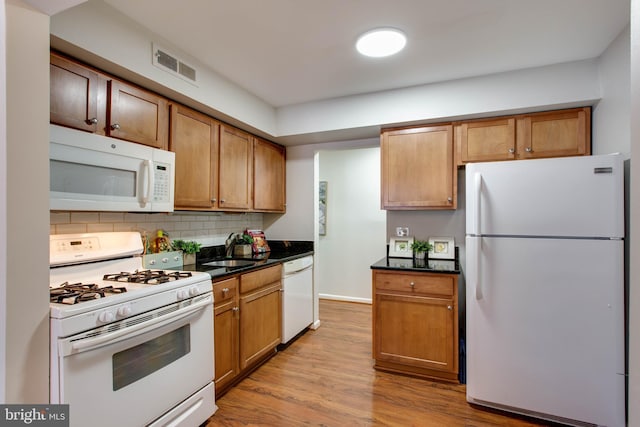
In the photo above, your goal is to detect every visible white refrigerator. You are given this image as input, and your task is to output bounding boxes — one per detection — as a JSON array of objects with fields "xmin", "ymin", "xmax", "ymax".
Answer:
[{"xmin": 465, "ymin": 154, "xmax": 626, "ymax": 427}]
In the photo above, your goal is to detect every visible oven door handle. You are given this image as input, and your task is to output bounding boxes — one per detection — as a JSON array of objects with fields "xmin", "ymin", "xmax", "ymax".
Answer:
[{"xmin": 61, "ymin": 295, "xmax": 212, "ymax": 356}]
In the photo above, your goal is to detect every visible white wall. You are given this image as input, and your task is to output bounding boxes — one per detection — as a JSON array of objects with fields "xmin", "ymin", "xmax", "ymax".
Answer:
[
  {"xmin": 50, "ymin": 0, "xmax": 277, "ymax": 137},
  {"xmin": 3, "ymin": 0, "xmax": 50, "ymax": 403},
  {"xmin": 593, "ymin": 26, "xmax": 631, "ymax": 157},
  {"xmin": 0, "ymin": 0, "xmax": 6, "ymax": 404},
  {"xmin": 628, "ymin": 1, "xmax": 639, "ymax": 426},
  {"xmin": 316, "ymin": 147, "xmax": 386, "ymax": 303}
]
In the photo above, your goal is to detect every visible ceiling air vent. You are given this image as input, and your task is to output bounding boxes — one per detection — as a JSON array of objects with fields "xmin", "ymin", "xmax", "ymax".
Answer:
[{"xmin": 152, "ymin": 43, "xmax": 197, "ymax": 86}]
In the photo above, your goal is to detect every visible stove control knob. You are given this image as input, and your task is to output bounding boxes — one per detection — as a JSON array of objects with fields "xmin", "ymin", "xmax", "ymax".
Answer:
[
  {"xmin": 117, "ymin": 305, "xmax": 132, "ymax": 317},
  {"xmin": 189, "ymin": 287, "xmax": 199, "ymax": 297},
  {"xmin": 98, "ymin": 311, "xmax": 115, "ymax": 323},
  {"xmin": 177, "ymin": 289, "xmax": 189, "ymax": 300}
]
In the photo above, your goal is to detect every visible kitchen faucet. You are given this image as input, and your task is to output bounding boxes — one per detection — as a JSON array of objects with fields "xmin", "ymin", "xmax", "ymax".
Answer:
[{"xmin": 225, "ymin": 233, "xmax": 236, "ymax": 257}]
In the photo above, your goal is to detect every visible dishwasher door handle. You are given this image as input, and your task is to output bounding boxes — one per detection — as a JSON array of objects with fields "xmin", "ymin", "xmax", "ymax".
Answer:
[{"xmin": 284, "ymin": 264, "xmax": 313, "ymax": 278}]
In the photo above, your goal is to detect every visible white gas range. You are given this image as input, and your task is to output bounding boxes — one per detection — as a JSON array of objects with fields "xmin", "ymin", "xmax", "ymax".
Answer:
[{"xmin": 49, "ymin": 232, "xmax": 217, "ymax": 427}]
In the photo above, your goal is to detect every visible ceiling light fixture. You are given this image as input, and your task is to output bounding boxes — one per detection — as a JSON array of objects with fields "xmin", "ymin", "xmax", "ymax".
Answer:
[{"xmin": 356, "ymin": 28, "xmax": 407, "ymax": 58}]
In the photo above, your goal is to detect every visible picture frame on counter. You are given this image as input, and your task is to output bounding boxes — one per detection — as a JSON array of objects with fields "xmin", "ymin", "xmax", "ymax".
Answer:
[
  {"xmin": 428, "ymin": 236, "xmax": 455, "ymax": 259},
  {"xmin": 388, "ymin": 237, "xmax": 414, "ymax": 258}
]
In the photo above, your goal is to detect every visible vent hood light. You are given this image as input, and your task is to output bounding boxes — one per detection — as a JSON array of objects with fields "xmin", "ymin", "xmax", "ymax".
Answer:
[{"xmin": 356, "ymin": 28, "xmax": 406, "ymax": 58}]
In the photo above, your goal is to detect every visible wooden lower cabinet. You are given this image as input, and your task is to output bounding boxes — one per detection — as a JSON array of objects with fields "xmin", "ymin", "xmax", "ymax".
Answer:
[
  {"xmin": 214, "ymin": 264, "xmax": 282, "ymax": 396},
  {"xmin": 372, "ymin": 269, "xmax": 459, "ymax": 382},
  {"xmin": 213, "ymin": 277, "xmax": 239, "ymax": 394}
]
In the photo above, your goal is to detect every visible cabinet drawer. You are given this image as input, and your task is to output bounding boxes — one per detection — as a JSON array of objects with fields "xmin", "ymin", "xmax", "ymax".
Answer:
[
  {"xmin": 240, "ymin": 264, "xmax": 282, "ymax": 294},
  {"xmin": 214, "ymin": 277, "xmax": 238, "ymax": 305},
  {"xmin": 375, "ymin": 271, "xmax": 454, "ymax": 297}
]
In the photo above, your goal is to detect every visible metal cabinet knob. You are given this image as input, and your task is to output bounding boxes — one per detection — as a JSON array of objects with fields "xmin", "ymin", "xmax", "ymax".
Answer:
[
  {"xmin": 525, "ymin": 147, "xmax": 532, "ymax": 152},
  {"xmin": 447, "ymin": 197, "xmax": 453, "ymax": 203},
  {"xmin": 220, "ymin": 199, "xmax": 225, "ymax": 203},
  {"xmin": 111, "ymin": 123, "xmax": 121, "ymax": 131},
  {"xmin": 86, "ymin": 117, "xmax": 98, "ymax": 125},
  {"xmin": 211, "ymin": 198, "xmax": 217, "ymax": 203},
  {"xmin": 508, "ymin": 148, "xmax": 515, "ymax": 154},
  {"xmin": 232, "ymin": 307, "xmax": 239, "ymax": 313},
  {"xmin": 222, "ymin": 287, "xmax": 229, "ymax": 294},
  {"xmin": 447, "ymin": 305, "xmax": 453, "ymax": 310},
  {"xmin": 409, "ymin": 282, "xmax": 415, "ymax": 288}
]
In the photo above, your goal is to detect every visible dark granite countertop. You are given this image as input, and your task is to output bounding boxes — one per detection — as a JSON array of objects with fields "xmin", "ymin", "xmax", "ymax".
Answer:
[
  {"xmin": 180, "ymin": 240, "xmax": 314, "ymax": 280},
  {"xmin": 370, "ymin": 256, "xmax": 460, "ymax": 275}
]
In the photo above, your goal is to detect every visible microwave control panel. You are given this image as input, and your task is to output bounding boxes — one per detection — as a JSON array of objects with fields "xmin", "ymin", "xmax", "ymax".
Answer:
[{"xmin": 153, "ymin": 162, "xmax": 171, "ymax": 202}]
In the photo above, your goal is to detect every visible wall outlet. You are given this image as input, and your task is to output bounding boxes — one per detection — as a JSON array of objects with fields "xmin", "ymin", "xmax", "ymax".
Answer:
[{"xmin": 396, "ymin": 227, "xmax": 409, "ymax": 237}]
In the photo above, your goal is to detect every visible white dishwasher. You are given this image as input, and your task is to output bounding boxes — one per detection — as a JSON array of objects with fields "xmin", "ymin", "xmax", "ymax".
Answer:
[{"xmin": 281, "ymin": 255, "xmax": 314, "ymax": 344}]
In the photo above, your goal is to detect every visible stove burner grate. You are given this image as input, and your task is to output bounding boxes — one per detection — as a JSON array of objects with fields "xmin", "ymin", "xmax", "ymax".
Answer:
[
  {"xmin": 103, "ymin": 269, "xmax": 193, "ymax": 285},
  {"xmin": 50, "ymin": 282, "xmax": 127, "ymax": 305}
]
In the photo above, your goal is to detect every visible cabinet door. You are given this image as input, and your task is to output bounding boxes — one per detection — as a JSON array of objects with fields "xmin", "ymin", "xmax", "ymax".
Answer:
[
  {"xmin": 213, "ymin": 278, "xmax": 239, "ymax": 394},
  {"xmin": 219, "ymin": 125, "xmax": 253, "ymax": 210},
  {"xmin": 50, "ymin": 53, "xmax": 102, "ymax": 133},
  {"xmin": 457, "ymin": 117, "xmax": 516, "ymax": 164},
  {"xmin": 108, "ymin": 80, "xmax": 169, "ymax": 149},
  {"xmin": 239, "ymin": 281, "xmax": 282, "ymax": 370},
  {"xmin": 375, "ymin": 292, "xmax": 456, "ymax": 373},
  {"xmin": 253, "ymin": 137, "xmax": 286, "ymax": 212},
  {"xmin": 169, "ymin": 104, "xmax": 219, "ymax": 209},
  {"xmin": 516, "ymin": 107, "xmax": 590, "ymax": 159},
  {"xmin": 381, "ymin": 125, "xmax": 456, "ymax": 209}
]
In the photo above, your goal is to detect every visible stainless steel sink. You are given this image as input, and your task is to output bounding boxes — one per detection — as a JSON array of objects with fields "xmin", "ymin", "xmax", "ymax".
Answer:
[{"xmin": 202, "ymin": 259, "xmax": 256, "ymax": 268}]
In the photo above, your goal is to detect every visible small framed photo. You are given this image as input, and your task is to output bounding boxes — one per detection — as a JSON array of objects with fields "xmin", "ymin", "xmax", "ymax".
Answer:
[
  {"xmin": 388, "ymin": 237, "xmax": 414, "ymax": 258},
  {"xmin": 428, "ymin": 236, "xmax": 455, "ymax": 260}
]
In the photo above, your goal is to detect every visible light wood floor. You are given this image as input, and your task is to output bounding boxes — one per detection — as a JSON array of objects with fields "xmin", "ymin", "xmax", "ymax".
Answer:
[{"xmin": 206, "ymin": 299, "xmax": 552, "ymax": 426}]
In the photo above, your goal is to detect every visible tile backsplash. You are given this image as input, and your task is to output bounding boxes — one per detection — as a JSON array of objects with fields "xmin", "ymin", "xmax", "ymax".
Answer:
[{"xmin": 50, "ymin": 211, "xmax": 264, "ymax": 247}]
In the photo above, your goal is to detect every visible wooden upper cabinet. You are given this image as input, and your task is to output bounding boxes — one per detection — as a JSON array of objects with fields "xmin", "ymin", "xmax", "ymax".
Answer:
[
  {"xmin": 107, "ymin": 80, "xmax": 169, "ymax": 149},
  {"xmin": 516, "ymin": 107, "xmax": 590, "ymax": 159},
  {"xmin": 455, "ymin": 107, "xmax": 591, "ymax": 165},
  {"xmin": 50, "ymin": 52, "xmax": 103, "ymax": 133},
  {"xmin": 253, "ymin": 137, "xmax": 286, "ymax": 212},
  {"xmin": 381, "ymin": 125, "xmax": 456, "ymax": 210},
  {"xmin": 169, "ymin": 104, "xmax": 219, "ymax": 209},
  {"xmin": 219, "ymin": 125, "xmax": 253, "ymax": 210},
  {"xmin": 456, "ymin": 117, "xmax": 516, "ymax": 164}
]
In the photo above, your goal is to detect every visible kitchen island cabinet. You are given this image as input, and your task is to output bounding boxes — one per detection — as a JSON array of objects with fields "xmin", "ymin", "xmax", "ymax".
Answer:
[
  {"xmin": 381, "ymin": 124, "xmax": 456, "ymax": 210},
  {"xmin": 371, "ymin": 260, "xmax": 459, "ymax": 383},
  {"xmin": 456, "ymin": 107, "xmax": 591, "ymax": 165}
]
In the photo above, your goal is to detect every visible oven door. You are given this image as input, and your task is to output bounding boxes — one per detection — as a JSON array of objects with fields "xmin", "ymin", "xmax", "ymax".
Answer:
[{"xmin": 52, "ymin": 294, "xmax": 215, "ymax": 427}]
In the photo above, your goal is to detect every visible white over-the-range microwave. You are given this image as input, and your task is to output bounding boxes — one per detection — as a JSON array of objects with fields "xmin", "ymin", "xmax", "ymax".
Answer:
[{"xmin": 50, "ymin": 125, "xmax": 175, "ymax": 212}]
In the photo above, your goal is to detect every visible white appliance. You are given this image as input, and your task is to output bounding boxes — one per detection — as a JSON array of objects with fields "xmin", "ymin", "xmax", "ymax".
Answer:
[
  {"xmin": 281, "ymin": 255, "xmax": 314, "ymax": 344},
  {"xmin": 50, "ymin": 124, "xmax": 175, "ymax": 212},
  {"xmin": 465, "ymin": 154, "xmax": 625, "ymax": 427},
  {"xmin": 49, "ymin": 232, "xmax": 217, "ymax": 427}
]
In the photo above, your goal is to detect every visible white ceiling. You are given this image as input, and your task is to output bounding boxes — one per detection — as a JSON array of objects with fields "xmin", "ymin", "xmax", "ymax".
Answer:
[{"xmin": 100, "ymin": 0, "xmax": 629, "ymax": 108}]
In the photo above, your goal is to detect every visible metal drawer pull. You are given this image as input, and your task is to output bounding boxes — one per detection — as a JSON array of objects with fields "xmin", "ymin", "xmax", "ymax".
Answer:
[
  {"xmin": 111, "ymin": 123, "xmax": 121, "ymax": 131},
  {"xmin": 447, "ymin": 305, "xmax": 452, "ymax": 310},
  {"xmin": 409, "ymin": 282, "xmax": 415, "ymax": 288},
  {"xmin": 222, "ymin": 287, "xmax": 229, "ymax": 294},
  {"xmin": 86, "ymin": 117, "xmax": 98, "ymax": 125}
]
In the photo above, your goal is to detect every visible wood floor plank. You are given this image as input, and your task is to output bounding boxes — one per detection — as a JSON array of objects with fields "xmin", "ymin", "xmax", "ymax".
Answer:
[{"xmin": 206, "ymin": 299, "xmax": 552, "ymax": 426}]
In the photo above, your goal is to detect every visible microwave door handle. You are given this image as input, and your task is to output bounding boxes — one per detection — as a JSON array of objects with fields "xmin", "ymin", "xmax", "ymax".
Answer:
[{"xmin": 142, "ymin": 159, "xmax": 154, "ymax": 205}]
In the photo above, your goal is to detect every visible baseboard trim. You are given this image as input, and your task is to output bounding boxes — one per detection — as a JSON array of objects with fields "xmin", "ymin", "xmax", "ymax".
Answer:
[{"xmin": 319, "ymin": 294, "xmax": 372, "ymax": 304}]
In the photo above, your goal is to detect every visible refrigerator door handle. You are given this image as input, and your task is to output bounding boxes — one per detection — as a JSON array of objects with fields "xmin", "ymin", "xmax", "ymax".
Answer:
[
  {"xmin": 473, "ymin": 237, "xmax": 483, "ymax": 300},
  {"xmin": 473, "ymin": 172, "xmax": 482, "ymax": 235}
]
